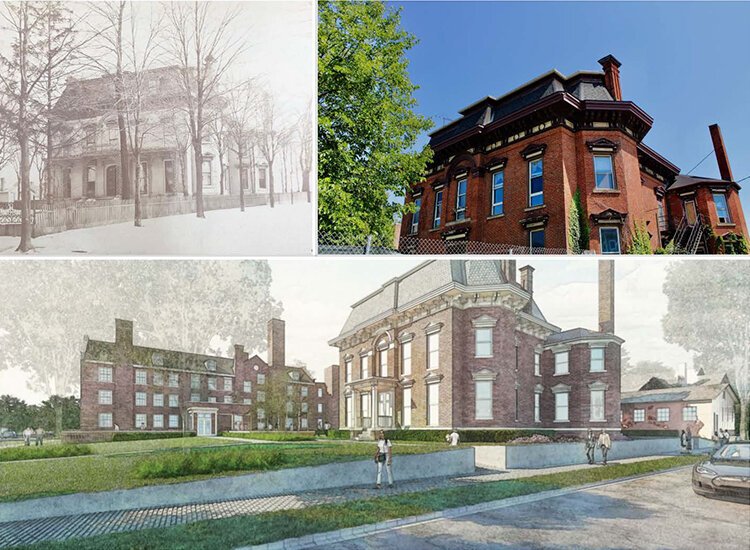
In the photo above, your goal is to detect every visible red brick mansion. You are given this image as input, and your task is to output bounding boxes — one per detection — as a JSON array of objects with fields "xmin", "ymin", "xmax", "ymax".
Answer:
[
  {"xmin": 79, "ymin": 319, "xmax": 338, "ymax": 435},
  {"xmin": 401, "ymin": 55, "xmax": 747, "ymax": 254},
  {"xmin": 330, "ymin": 259, "xmax": 623, "ymax": 436}
]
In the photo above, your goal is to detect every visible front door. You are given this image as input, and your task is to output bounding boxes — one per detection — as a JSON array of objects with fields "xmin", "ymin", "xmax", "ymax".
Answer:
[
  {"xmin": 684, "ymin": 199, "xmax": 698, "ymax": 225},
  {"xmin": 106, "ymin": 165, "xmax": 118, "ymax": 197},
  {"xmin": 197, "ymin": 413, "xmax": 213, "ymax": 436}
]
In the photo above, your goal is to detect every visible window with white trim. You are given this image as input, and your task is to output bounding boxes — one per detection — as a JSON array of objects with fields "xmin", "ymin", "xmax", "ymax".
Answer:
[
  {"xmin": 153, "ymin": 393, "xmax": 163, "ymax": 407},
  {"xmin": 600, "ymin": 227, "xmax": 621, "ymax": 254},
  {"xmin": 410, "ymin": 198, "xmax": 421, "ymax": 234},
  {"xmin": 190, "ymin": 393, "xmax": 200, "ymax": 402},
  {"xmin": 257, "ymin": 373, "xmax": 265, "ymax": 385},
  {"xmin": 153, "ymin": 414, "xmax": 164, "ymax": 428},
  {"xmin": 361, "ymin": 355, "xmax": 369, "ymax": 379},
  {"xmin": 135, "ymin": 392, "xmax": 147, "ymax": 407},
  {"xmin": 224, "ymin": 378, "xmax": 233, "ymax": 392},
  {"xmin": 475, "ymin": 380, "xmax": 493, "ymax": 420},
  {"xmin": 98, "ymin": 412, "xmax": 112, "ymax": 428},
  {"xmin": 713, "ymin": 193, "xmax": 731, "ymax": 223},
  {"xmin": 224, "ymin": 395, "xmax": 233, "ymax": 404},
  {"xmin": 169, "ymin": 414, "xmax": 179, "ymax": 428},
  {"xmin": 301, "ymin": 386, "xmax": 308, "ymax": 398},
  {"xmin": 98, "ymin": 390, "xmax": 112, "ymax": 405},
  {"xmin": 534, "ymin": 352, "xmax": 541, "ymax": 376},
  {"xmin": 433, "ymin": 190, "xmax": 443, "ymax": 228},
  {"xmin": 317, "ymin": 403, "xmax": 323, "ymax": 413},
  {"xmin": 634, "ymin": 409, "xmax": 645, "ymax": 422},
  {"xmin": 153, "ymin": 372, "xmax": 163, "ymax": 386},
  {"xmin": 657, "ymin": 408, "xmax": 669, "ymax": 422},
  {"xmin": 491, "ymin": 170, "xmax": 504, "ymax": 216},
  {"xmin": 683, "ymin": 406, "xmax": 697, "ymax": 421},
  {"xmin": 135, "ymin": 369, "xmax": 147, "ymax": 385},
  {"xmin": 191, "ymin": 374, "xmax": 200, "ymax": 389},
  {"xmin": 168, "ymin": 373, "xmax": 179, "ymax": 387},
  {"xmin": 345, "ymin": 358, "xmax": 352, "ymax": 383},
  {"xmin": 427, "ymin": 332, "xmax": 439, "ymax": 370},
  {"xmin": 590, "ymin": 389, "xmax": 605, "ymax": 421},
  {"xmin": 554, "ymin": 351, "xmax": 569, "ymax": 375},
  {"xmin": 427, "ymin": 383, "xmax": 439, "ymax": 426},
  {"xmin": 135, "ymin": 413, "xmax": 147, "ymax": 428},
  {"xmin": 378, "ymin": 346, "xmax": 388, "ymax": 377},
  {"xmin": 594, "ymin": 155, "xmax": 615, "ymax": 189},
  {"xmin": 345, "ymin": 396, "xmax": 352, "ymax": 427},
  {"xmin": 401, "ymin": 341, "xmax": 412, "ymax": 376},
  {"xmin": 475, "ymin": 327, "xmax": 493, "ymax": 357},
  {"xmin": 590, "ymin": 347, "xmax": 605, "ymax": 372},
  {"xmin": 455, "ymin": 178, "xmax": 467, "ymax": 220},
  {"xmin": 555, "ymin": 391, "xmax": 569, "ymax": 422},
  {"xmin": 318, "ymin": 388, "xmax": 323, "ymax": 398},
  {"xmin": 168, "ymin": 394, "xmax": 179, "ymax": 407},
  {"xmin": 208, "ymin": 377, "xmax": 217, "ymax": 390},
  {"xmin": 403, "ymin": 387, "xmax": 412, "ymax": 427},
  {"xmin": 98, "ymin": 366, "xmax": 113, "ymax": 383},
  {"xmin": 244, "ymin": 381, "xmax": 252, "ymax": 393},
  {"xmin": 529, "ymin": 159, "xmax": 543, "ymax": 206},
  {"xmin": 301, "ymin": 402, "xmax": 308, "ymax": 413},
  {"xmin": 534, "ymin": 392, "xmax": 541, "ymax": 423}
]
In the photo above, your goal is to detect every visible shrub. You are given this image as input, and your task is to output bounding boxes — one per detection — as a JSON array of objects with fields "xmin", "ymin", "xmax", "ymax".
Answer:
[
  {"xmin": 135, "ymin": 447, "xmax": 286, "ymax": 479},
  {"xmin": 622, "ymin": 429, "xmax": 680, "ymax": 438},
  {"xmin": 627, "ymin": 222, "xmax": 652, "ymax": 254},
  {"xmin": 220, "ymin": 431, "xmax": 316, "ymax": 442},
  {"xmin": 112, "ymin": 431, "xmax": 196, "ymax": 442},
  {"xmin": 384, "ymin": 429, "xmax": 555, "ymax": 443},
  {"xmin": 329, "ymin": 430, "xmax": 353, "ymax": 440},
  {"xmin": 0, "ymin": 444, "xmax": 92, "ymax": 462}
]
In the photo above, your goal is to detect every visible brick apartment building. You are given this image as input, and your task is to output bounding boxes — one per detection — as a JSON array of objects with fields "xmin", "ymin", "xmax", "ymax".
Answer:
[
  {"xmin": 329, "ymin": 260, "xmax": 623, "ymax": 437},
  {"xmin": 401, "ymin": 54, "xmax": 748, "ymax": 254},
  {"xmin": 80, "ymin": 318, "xmax": 338, "ymax": 435},
  {"xmin": 621, "ymin": 371, "xmax": 738, "ymax": 439}
]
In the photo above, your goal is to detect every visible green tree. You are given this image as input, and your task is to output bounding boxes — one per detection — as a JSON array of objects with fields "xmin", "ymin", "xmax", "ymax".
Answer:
[
  {"xmin": 627, "ymin": 222, "xmax": 653, "ymax": 254},
  {"xmin": 662, "ymin": 261, "xmax": 750, "ymax": 438},
  {"xmin": 318, "ymin": 1, "xmax": 433, "ymax": 246},
  {"xmin": 567, "ymin": 190, "xmax": 590, "ymax": 253},
  {"xmin": 0, "ymin": 395, "xmax": 33, "ymax": 432},
  {"xmin": 34, "ymin": 395, "xmax": 80, "ymax": 434}
]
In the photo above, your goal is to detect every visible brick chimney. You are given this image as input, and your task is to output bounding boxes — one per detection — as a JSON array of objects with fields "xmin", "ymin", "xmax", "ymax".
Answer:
[
  {"xmin": 598, "ymin": 54, "xmax": 623, "ymax": 101},
  {"xmin": 519, "ymin": 265, "xmax": 534, "ymax": 295},
  {"xmin": 234, "ymin": 344, "xmax": 248, "ymax": 361},
  {"xmin": 709, "ymin": 124, "xmax": 734, "ymax": 182},
  {"xmin": 598, "ymin": 260, "xmax": 615, "ymax": 334},
  {"xmin": 267, "ymin": 318, "xmax": 285, "ymax": 368},
  {"xmin": 114, "ymin": 319, "xmax": 133, "ymax": 346}
]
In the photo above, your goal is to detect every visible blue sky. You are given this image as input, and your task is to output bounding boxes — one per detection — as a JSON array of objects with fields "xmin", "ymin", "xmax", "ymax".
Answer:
[{"xmin": 390, "ymin": 1, "xmax": 750, "ymax": 213}]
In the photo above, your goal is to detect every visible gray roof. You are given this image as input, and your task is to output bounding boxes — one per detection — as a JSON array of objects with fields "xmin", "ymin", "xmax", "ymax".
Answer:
[
  {"xmin": 669, "ymin": 174, "xmax": 735, "ymax": 191},
  {"xmin": 431, "ymin": 70, "xmax": 614, "ymax": 148},
  {"xmin": 622, "ymin": 382, "xmax": 732, "ymax": 405},
  {"xmin": 336, "ymin": 260, "xmax": 551, "ymax": 338},
  {"xmin": 544, "ymin": 327, "xmax": 620, "ymax": 345}
]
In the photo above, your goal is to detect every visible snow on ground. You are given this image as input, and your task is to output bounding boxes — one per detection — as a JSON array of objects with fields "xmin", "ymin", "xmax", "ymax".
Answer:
[{"xmin": 0, "ymin": 203, "xmax": 314, "ymax": 256}]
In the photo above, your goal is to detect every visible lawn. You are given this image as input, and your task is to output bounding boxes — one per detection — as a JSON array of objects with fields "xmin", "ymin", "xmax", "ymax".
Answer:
[
  {"xmin": 16, "ymin": 455, "xmax": 702, "ymax": 550},
  {"xmin": 0, "ymin": 440, "xmax": 447, "ymax": 502}
]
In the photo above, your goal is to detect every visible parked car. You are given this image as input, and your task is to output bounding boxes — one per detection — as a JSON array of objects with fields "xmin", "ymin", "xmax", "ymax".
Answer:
[
  {"xmin": 0, "ymin": 429, "xmax": 17, "ymax": 439},
  {"xmin": 692, "ymin": 441, "xmax": 750, "ymax": 504}
]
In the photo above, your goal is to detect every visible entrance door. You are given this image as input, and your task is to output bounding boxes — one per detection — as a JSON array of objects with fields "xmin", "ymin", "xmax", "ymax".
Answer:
[
  {"xmin": 684, "ymin": 199, "xmax": 698, "ymax": 225},
  {"xmin": 197, "ymin": 413, "xmax": 213, "ymax": 436},
  {"xmin": 106, "ymin": 165, "xmax": 118, "ymax": 197}
]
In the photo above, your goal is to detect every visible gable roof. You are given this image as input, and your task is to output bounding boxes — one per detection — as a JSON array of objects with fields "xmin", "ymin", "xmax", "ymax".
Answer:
[
  {"xmin": 669, "ymin": 174, "xmax": 740, "ymax": 192},
  {"xmin": 622, "ymin": 378, "xmax": 735, "ymax": 405}
]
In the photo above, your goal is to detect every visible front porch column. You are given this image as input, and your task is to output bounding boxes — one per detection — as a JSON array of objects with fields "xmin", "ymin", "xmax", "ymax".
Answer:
[{"xmin": 372, "ymin": 385, "xmax": 379, "ymax": 429}]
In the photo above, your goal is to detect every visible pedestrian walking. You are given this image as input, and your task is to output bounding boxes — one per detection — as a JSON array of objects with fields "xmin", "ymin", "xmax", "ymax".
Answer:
[
  {"xmin": 374, "ymin": 430, "xmax": 394, "ymax": 489},
  {"xmin": 680, "ymin": 429, "xmax": 687, "ymax": 452},
  {"xmin": 34, "ymin": 427, "xmax": 44, "ymax": 446},
  {"xmin": 448, "ymin": 429, "xmax": 460, "ymax": 446},
  {"xmin": 597, "ymin": 429, "xmax": 611, "ymax": 465},
  {"xmin": 585, "ymin": 428, "xmax": 597, "ymax": 465},
  {"xmin": 685, "ymin": 426, "xmax": 693, "ymax": 453},
  {"xmin": 22, "ymin": 427, "xmax": 33, "ymax": 446}
]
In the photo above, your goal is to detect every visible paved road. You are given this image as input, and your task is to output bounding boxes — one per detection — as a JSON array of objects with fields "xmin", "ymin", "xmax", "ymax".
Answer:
[{"xmin": 321, "ymin": 469, "xmax": 750, "ymax": 550}]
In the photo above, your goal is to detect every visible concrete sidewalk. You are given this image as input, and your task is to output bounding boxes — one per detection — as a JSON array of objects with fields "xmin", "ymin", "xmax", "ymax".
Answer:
[{"xmin": 0, "ymin": 454, "xmax": 679, "ymax": 548}]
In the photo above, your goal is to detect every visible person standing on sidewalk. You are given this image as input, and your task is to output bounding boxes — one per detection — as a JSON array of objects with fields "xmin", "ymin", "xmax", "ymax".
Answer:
[
  {"xmin": 22, "ymin": 427, "xmax": 33, "ymax": 446},
  {"xmin": 597, "ymin": 429, "xmax": 611, "ymax": 465},
  {"xmin": 374, "ymin": 430, "xmax": 394, "ymax": 489},
  {"xmin": 685, "ymin": 426, "xmax": 693, "ymax": 453},
  {"xmin": 585, "ymin": 428, "xmax": 597, "ymax": 464},
  {"xmin": 448, "ymin": 429, "xmax": 460, "ymax": 446}
]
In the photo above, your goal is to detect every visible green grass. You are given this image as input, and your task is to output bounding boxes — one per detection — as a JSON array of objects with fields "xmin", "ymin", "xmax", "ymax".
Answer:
[
  {"xmin": 220, "ymin": 431, "xmax": 316, "ymax": 442},
  {"xmin": 135, "ymin": 448, "xmax": 286, "ymax": 478},
  {"xmin": 16, "ymin": 455, "xmax": 702, "ymax": 550},
  {"xmin": 0, "ymin": 440, "xmax": 446, "ymax": 502},
  {"xmin": 87, "ymin": 436, "xmax": 237, "ymax": 455},
  {"xmin": 0, "ymin": 444, "xmax": 92, "ymax": 462}
]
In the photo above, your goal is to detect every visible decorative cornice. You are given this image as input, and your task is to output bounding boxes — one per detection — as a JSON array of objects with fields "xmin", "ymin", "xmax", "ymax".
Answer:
[
  {"xmin": 534, "ymin": 384, "xmax": 545, "ymax": 394},
  {"xmin": 397, "ymin": 331, "xmax": 415, "ymax": 344},
  {"xmin": 586, "ymin": 138, "xmax": 619, "ymax": 153},
  {"xmin": 424, "ymin": 322, "xmax": 444, "ymax": 335},
  {"xmin": 411, "ymin": 186, "xmax": 424, "ymax": 198},
  {"xmin": 520, "ymin": 143, "xmax": 547, "ymax": 160},
  {"xmin": 485, "ymin": 157, "xmax": 507, "ymax": 172},
  {"xmin": 471, "ymin": 314, "xmax": 498, "ymax": 328},
  {"xmin": 551, "ymin": 383, "xmax": 571, "ymax": 393},
  {"xmin": 588, "ymin": 381, "xmax": 609, "ymax": 391},
  {"xmin": 471, "ymin": 368, "xmax": 498, "ymax": 381},
  {"xmin": 424, "ymin": 371, "xmax": 444, "ymax": 384},
  {"xmin": 590, "ymin": 208, "xmax": 627, "ymax": 225},
  {"xmin": 520, "ymin": 214, "xmax": 549, "ymax": 229}
]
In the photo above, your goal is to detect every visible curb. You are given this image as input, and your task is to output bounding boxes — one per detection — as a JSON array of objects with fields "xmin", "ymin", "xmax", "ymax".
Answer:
[{"xmin": 236, "ymin": 464, "xmax": 694, "ymax": 550}]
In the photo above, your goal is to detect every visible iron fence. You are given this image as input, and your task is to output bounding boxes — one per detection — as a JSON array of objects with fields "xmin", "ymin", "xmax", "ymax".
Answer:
[{"xmin": 318, "ymin": 232, "xmax": 571, "ymax": 255}]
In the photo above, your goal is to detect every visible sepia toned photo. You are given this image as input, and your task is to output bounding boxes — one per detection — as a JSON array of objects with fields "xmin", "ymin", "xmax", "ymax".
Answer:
[{"xmin": 0, "ymin": 1, "xmax": 314, "ymax": 256}]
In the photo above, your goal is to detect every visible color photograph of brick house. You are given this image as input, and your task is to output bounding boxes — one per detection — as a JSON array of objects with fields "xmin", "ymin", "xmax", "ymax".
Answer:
[
  {"xmin": 401, "ymin": 55, "xmax": 748, "ymax": 255},
  {"xmin": 80, "ymin": 318, "xmax": 337, "ymax": 436},
  {"xmin": 330, "ymin": 259, "xmax": 623, "ymax": 437},
  {"xmin": 621, "ymin": 371, "xmax": 739, "ymax": 438}
]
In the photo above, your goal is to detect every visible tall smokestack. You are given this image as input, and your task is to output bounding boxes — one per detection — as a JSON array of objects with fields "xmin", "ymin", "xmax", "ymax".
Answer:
[
  {"xmin": 519, "ymin": 265, "xmax": 534, "ymax": 296},
  {"xmin": 267, "ymin": 319, "xmax": 285, "ymax": 368},
  {"xmin": 598, "ymin": 54, "xmax": 623, "ymax": 101},
  {"xmin": 598, "ymin": 260, "xmax": 615, "ymax": 334},
  {"xmin": 709, "ymin": 124, "xmax": 734, "ymax": 182}
]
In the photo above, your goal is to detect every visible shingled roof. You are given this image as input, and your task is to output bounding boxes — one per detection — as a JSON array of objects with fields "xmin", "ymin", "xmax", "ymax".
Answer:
[
  {"xmin": 669, "ymin": 174, "xmax": 740, "ymax": 192},
  {"xmin": 621, "ymin": 374, "xmax": 735, "ymax": 405},
  {"xmin": 544, "ymin": 327, "xmax": 623, "ymax": 345}
]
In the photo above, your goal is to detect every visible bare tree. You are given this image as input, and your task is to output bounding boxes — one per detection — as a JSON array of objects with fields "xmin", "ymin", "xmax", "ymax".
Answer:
[
  {"xmin": 0, "ymin": 2, "xmax": 83, "ymax": 251},
  {"xmin": 297, "ymin": 102, "xmax": 312, "ymax": 203},
  {"xmin": 224, "ymin": 79, "xmax": 259, "ymax": 212},
  {"xmin": 163, "ymin": 1, "xmax": 244, "ymax": 217},
  {"xmin": 208, "ymin": 115, "xmax": 228, "ymax": 195},
  {"xmin": 256, "ymin": 92, "xmax": 291, "ymax": 209},
  {"xmin": 123, "ymin": 1, "xmax": 163, "ymax": 226}
]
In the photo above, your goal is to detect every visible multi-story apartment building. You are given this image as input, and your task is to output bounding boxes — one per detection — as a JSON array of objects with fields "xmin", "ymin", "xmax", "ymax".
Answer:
[
  {"xmin": 48, "ymin": 66, "xmax": 272, "ymax": 201},
  {"xmin": 401, "ymin": 54, "xmax": 747, "ymax": 254},
  {"xmin": 80, "ymin": 318, "xmax": 337, "ymax": 435},
  {"xmin": 329, "ymin": 260, "xmax": 623, "ymax": 437}
]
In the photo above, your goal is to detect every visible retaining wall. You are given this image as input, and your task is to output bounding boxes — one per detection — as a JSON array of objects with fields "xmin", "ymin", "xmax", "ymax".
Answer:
[{"xmin": 0, "ymin": 448, "xmax": 475, "ymax": 522}]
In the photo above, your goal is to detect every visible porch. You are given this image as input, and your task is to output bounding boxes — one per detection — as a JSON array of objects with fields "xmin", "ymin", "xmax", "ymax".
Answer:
[{"xmin": 345, "ymin": 377, "xmax": 400, "ymax": 437}]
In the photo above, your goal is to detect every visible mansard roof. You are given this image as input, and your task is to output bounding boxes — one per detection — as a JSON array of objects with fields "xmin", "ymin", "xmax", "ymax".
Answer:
[
  {"xmin": 333, "ymin": 260, "xmax": 552, "ymax": 341},
  {"xmin": 544, "ymin": 327, "xmax": 623, "ymax": 346}
]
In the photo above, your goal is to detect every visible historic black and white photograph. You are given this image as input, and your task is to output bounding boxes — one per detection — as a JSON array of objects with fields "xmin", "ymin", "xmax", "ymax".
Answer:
[{"xmin": 0, "ymin": 1, "xmax": 314, "ymax": 255}]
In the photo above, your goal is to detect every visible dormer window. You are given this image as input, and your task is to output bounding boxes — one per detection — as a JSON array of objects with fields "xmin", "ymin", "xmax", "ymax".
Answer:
[
  {"xmin": 152, "ymin": 353, "xmax": 164, "ymax": 366},
  {"xmin": 289, "ymin": 371, "xmax": 300, "ymax": 381},
  {"xmin": 205, "ymin": 359, "xmax": 216, "ymax": 372}
]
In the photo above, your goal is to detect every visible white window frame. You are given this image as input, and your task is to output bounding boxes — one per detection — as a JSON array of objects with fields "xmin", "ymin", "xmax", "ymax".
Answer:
[
  {"xmin": 345, "ymin": 396, "xmax": 352, "ymax": 428},
  {"xmin": 634, "ymin": 409, "xmax": 645, "ymax": 422},
  {"xmin": 301, "ymin": 386, "xmax": 309, "ymax": 398},
  {"xmin": 455, "ymin": 178, "xmax": 467, "ymax": 220},
  {"xmin": 244, "ymin": 381, "xmax": 252, "ymax": 393},
  {"xmin": 593, "ymin": 154, "xmax": 616, "ymax": 189},
  {"xmin": 153, "ymin": 414, "xmax": 164, "ymax": 428},
  {"xmin": 135, "ymin": 369, "xmax": 147, "ymax": 385},
  {"xmin": 168, "ymin": 394, "xmax": 179, "ymax": 408},
  {"xmin": 554, "ymin": 391, "xmax": 569, "ymax": 422},
  {"xmin": 534, "ymin": 352, "xmax": 541, "ymax": 376},
  {"xmin": 427, "ymin": 383, "xmax": 439, "ymax": 427},
  {"xmin": 318, "ymin": 388, "xmax": 323, "ymax": 398},
  {"xmin": 153, "ymin": 371, "xmax": 163, "ymax": 386},
  {"xmin": 427, "ymin": 332, "xmax": 439, "ymax": 370},
  {"xmin": 534, "ymin": 392, "xmax": 541, "ymax": 423},
  {"xmin": 153, "ymin": 393, "xmax": 164, "ymax": 407},
  {"xmin": 401, "ymin": 341, "xmax": 412, "ymax": 376},
  {"xmin": 257, "ymin": 390, "xmax": 265, "ymax": 402},
  {"xmin": 224, "ymin": 377, "xmax": 233, "ymax": 391},
  {"xmin": 317, "ymin": 403, "xmax": 323, "ymax": 413},
  {"xmin": 169, "ymin": 414, "xmax": 179, "ymax": 428},
  {"xmin": 98, "ymin": 390, "xmax": 112, "ymax": 405},
  {"xmin": 257, "ymin": 373, "xmax": 265, "ymax": 385},
  {"xmin": 528, "ymin": 158, "xmax": 544, "ymax": 207},
  {"xmin": 433, "ymin": 189, "xmax": 443, "ymax": 228},
  {"xmin": 590, "ymin": 347, "xmax": 605, "ymax": 372},
  {"xmin": 168, "ymin": 373, "xmax": 179, "ymax": 387},
  {"xmin": 135, "ymin": 413, "xmax": 147, "ymax": 428},
  {"xmin": 360, "ymin": 354, "xmax": 369, "ymax": 379},
  {"xmin": 402, "ymin": 387, "xmax": 412, "ymax": 427},
  {"xmin": 683, "ymin": 406, "xmax": 698, "ymax": 422},
  {"xmin": 599, "ymin": 227, "xmax": 621, "ymax": 255},
  {"xmin": 475, "ymin": 380, "xmax": 493, "ymax": 420},
  {"xmin": 208, "ymin": 377, "xmax": 217, "ymax": 390},
  {"xmin": 378, "ymin": 346, "xmax": 388, "ymax": 377},
  {"xmin": 345, "ymin": 358, "xmax": 352, "ymax": 383},
  {"xmin": 475, "ymin": 327, "xmax": 493, "ymax": 358},
  {"xmin": 135, "ymin": 392, "xmax": 147, "ymax": 407},
  {"xmin": 657, "ymin": 408, "xmax": 669, "ymax": 422},
  {"xmin": 190, "ymin": 393, "xmax": 200, "ymax": 402},
  {"xmin": 491, "ymin": 170, "xmax": 504, "ymax": 216},
  {"xmin": 98, "ymin": 366, "xmax": 113, "ymax": 383},
  {"xmin": 590, "ymin": 389, "xmax": 605, "ymax": 421},
  {"xmin": 191, "ymin": 374, "xmax": 200, "ymax": 389},
  {"xmin": 554, "ymin": 351, "xmax": 569, "ymax": 375},
  {"xmin": 713, "ymin": 192, "xmax": 732, "ymax": 224},
  {"xmin": 98, "ymin": 412, "xmax": 113, "ymax": 428}
]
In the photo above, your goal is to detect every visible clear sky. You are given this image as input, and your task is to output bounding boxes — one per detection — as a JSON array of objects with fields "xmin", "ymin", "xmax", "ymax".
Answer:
[{"xmin": 390, "ymin": 1, "xmax": 750, "ymax": 213}]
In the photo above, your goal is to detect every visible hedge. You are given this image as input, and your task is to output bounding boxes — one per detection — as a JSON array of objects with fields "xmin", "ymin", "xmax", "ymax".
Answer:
[
  {"xmin": 135, "ymin": 447, "xmax": 286, "ymax": 479},
  {"xmin": 328, "ymin": 430, "xmax": 353, "ymax": 440},
  {"xmin": 112, "ymin": 431, "xmax": 196, "ymax": 442},
  {"xmin": 221, "ymin": 431, "xmax": 316, "ymax": 442},
  {"xmin": 0, "ymin": 444, "xmax": 92, "ymax": 462},
  {"xmin": 384, "ymin": 429, "xmax": 555, "ymax": 443},
  {"xmin": 622, "ymin": 429, "xmax": 680, "ymax": 438}
]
